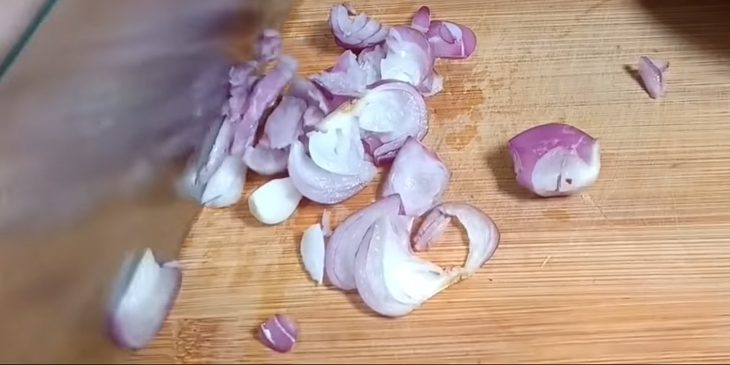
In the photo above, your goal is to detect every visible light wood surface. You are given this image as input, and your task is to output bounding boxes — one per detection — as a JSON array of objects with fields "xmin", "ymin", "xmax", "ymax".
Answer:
[{"xmin": 131, "ymin": 0, "xmax": 730, "ymax": 363}]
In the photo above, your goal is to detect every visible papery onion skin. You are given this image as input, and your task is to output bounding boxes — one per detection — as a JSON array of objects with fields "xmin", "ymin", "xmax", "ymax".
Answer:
[
  {"xmin": 638, "ymin": 56, "xmax": 669, "ymax": 99},
  {"xmin": 413, "ymin": 203, "xmax": 500, "ymax": 274},
  {"xmin": 259, "ymin": 314, "xmax": 299, "ymax": 353},
  {"xmin": 508, "ymin": 123, "xmax": 601, "ymax": 197},
  {"xmin": 325, "ymin": 194, "xmax": 402, "ymax": 291},
  {"xmin": 329, "ymin": 3, "xmax": 389, "ymax": 50},
  {"xmin": 287, "ymin": 140, "xmax": 376, "ymax": 205}
]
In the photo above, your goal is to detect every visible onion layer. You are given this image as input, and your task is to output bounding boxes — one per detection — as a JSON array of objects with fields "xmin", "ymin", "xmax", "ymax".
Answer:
[
  {"xmin": 381, "ymin": 137, "xmax": 450, "ymax": 216},
  {"xmin": 425, "ymin": 20, "xmax": 477, "ymax": 60},
  {"xmin": 325, "ymin": 195, "xmax": 402, "ymax": 291},
  {"xmin": 329, "ymin": 3, "xmax": 389, "ymax": 50},
  {"xmin": 413, "ymin": 203, "xmax": 500, "ymax": 274},
  {"xmin": 508, "ymin": 123, "xmax": 601, "ymax": 197},
  {"xmin": 638, "ymin": 56, "xmax": 669, "ymax": 99},
  {"xmin": 287, "ymin": 140, "xmax": 376, "ymax": 205},
  {"xmin": 300, "ymin": 224, "xmax": 326, "ymax": 285},
  {"xmin": 259, "ymin": 314, "xmax": 299, "ymax": 353},
  {"xmin": 107, "ymin": 249, "xmax": 182, "ymax": 350}
]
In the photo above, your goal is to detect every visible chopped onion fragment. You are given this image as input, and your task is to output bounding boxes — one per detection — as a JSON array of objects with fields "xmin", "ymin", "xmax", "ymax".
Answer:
[
  {"xmin": 255, "ymin": 29, "xmax": 282, "ymax": 64},
  {"xmin": 287, "ymin": 140, "xmax": 376, "ymax": 205},
  {"xmin": 637, "ymin": 56, "xmax": 669, "ymax": 99},
  {"xmin": 325, "ymin": 195, "xmax": 402, "ymax": 291},
  {"xmin": 411, "ymin": 6, "xmax": 432, "ymax": 33},
  {"xmin": 259, "ymin": 314, "xmax": 298, "ymax": 353},
  {"xmin": 201, "ymin": 155, "xmax": 245, "ymax": 208},
  {"xmin": 508, "ymin": 123, "xmax": 601, "ymax": 197},
  {"xmin": 243, "ymin": 144, "xmax": 289, "ymax": 176},
  {"xmin": 300, "ymin": 224, "xmax": 326, "ymax": 285},
  {"xmin": 264, "ymin": 96, "xmax": 307, "ymax": 149},
  {"xmin": 355, "ymin": 214, "xmax": 461, "ymax": 317},
  {"xmin": 107, "ymin": 249, "xmax": 182, "ymax": 350},
  {"xmin": 382, "ymin": 137, "xmax": 450, "ymax": 216},
  {"xmin": 413, "ymin": 203, "xmax": 500, "ymax": 274},
  {"xmin": 329, "ymin": 3, "xmax": 389, "ymax": 50},
  {"xmin": 249, "ymin": 177, "xmax": 303, "ymax": 225},
  {"xmin": 425, "ymin": 20, "xmax": 477, "ymax": 59}
]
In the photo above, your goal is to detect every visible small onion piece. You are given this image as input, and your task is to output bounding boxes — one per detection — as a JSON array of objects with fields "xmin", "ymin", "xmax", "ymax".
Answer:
[
  {"xmin": 264, "ymin": 96, "xmax": 307, "ymax": 149},
  {"xmin": 329, "ymin": 3, "xmax": 389, "ymax": 50},
  {"xmin": 107, "ymin": 249, "xmax": 182, "ymax": 350},
  {"xmin": 231, "ymin": 55, "xmax": 298, "ymax": 155},
  {"xmin": 413, "ymin": 203, "xmax": 500, "ymax": 274},
  {"xmin": 356, "ymin": 81, "xmax": 428, "ymax": 161},
  {"xmin": 325, "ymin": 194, "xmax": 402, "ymax": 291},
  {"xmin": 380, "ymin": 26, "xmax": 434, "ymax": 90},
  {"xmin": 355, "ymin": 214, "xmax": 461, "ymax": 317},
  {"xmin": 201, "ymin": 155, "xmax": 246, "ymax": 208},
  {"xmin": 637, "ymin": 56, "xmax": 669, "ymax": 99},
  {"xmin": 243, "ymin": 144, "xmax": 288, "ymax": 176},
  {"xmin": 381, "ymin": 137, "xmax": 450, "ymax": 216},
  {"xmin": 300, "ymin": 224, "xmax": 326, "ymax": 285},
  {"xmin": 287, "ymin": 140, "xmax": 376, "ymax": 205},
  {"xmin": 259, "ymin": 314, "xmax": 299, "ymax": 353},
  {"xmin": 507, "ymin": 123, "xmax": 601, "ymax": 197},
  {"xmin": 308, "ymin": 105, "xmax": 367, "ymax": 176},
  {"xmin": 312, "ymin": 51, "xmax": 370, "ymax": 97},
  {"xmin": 321, "ymin": 209, "xmax": 333, "ymax": 237},
  {"xmin": 425, "ymin": 20, "xmax": 477, "ymax": 60},
  {"xmin": 411, "ymin": 6, "xmax": 432, "ymax": 33},
  {"xmin": 255, "ymin": 29, "xmax": 282, "ymax": 64},
  {"xmin": 249, "ymin": 177, "xmax": 303, "ymax": 225}
]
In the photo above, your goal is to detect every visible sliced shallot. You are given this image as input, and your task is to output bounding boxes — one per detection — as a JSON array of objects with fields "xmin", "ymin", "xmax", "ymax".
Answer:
[
  {"xmin": 637, "ymin": 56, "xmax": 669, "ymax": 99},
  {"xmin": 255, "ymin": 29, "xmax": 282, "ymax": 64},
  {"xmin": 243, "ymin": 144, "xmax": 288, "ymax": 176},
  {"xmin": 329, "ymin": 3, "xmax": 389, "ymax": 50},
  {"xmin": 324, "ymin": 194, "xmax": 402, "ymax": 291},
  {"xmin": 107, "ymin": 249, "xmax": 182, "ymax": 350},
  {"xmin": 356, "ymin": 81, "xmax": 428, "ymax": 161},
  {"xmin": 287, "ymin": 140, "xmax": 376, "ymax": 205},
  {"xmin": 249, "ymin": 177, "xmax": 303, "ymax": 225},
  {"xmin": 308, "ymin": 105, "xmax": 367, "ymax": 175},
  {"xmin": 413, "ymin": 203, "xmax": 500, "ymax": 274},
  {"xmin": 411, "ymin": 6, "xmax": 431, "ymax": 33},
  {"xmin": 201, "ymin": 155, "xmax": 246, "ymax": 208},
  {"xmin": 259, "ymin": 314, "xmax": 299, "ymax": 353},
  {"xmin": 380, "ymin": 26, "xmax": 435, "ymax": 91},
  {"xmin": 382, "ymin": 137, "xmax": 450, "ymax": 216},
  {"xmin": 507, "ymin": 123, "xmax": 601, "ymax": 197},
  {"xmin": 300, "ymin": 223, "xmax": 326, "ymax": 285},
  {"xmin": 264, "ymin": 96, "xmax": 307, "ymax": 149},
  {"xmin": 355, "ymin": 214, "xmax": 461, "ymax": 317},
  {"xmin": 231, "ymin": 55, "xmax": 298, "ymax": 155},
  {"xmin": 425, "ymin": 20, "xmax": 477, "ymax": 60},
  {"xmin": 312, "ymin": 51, "xmax": 370, "ymax": 97}
]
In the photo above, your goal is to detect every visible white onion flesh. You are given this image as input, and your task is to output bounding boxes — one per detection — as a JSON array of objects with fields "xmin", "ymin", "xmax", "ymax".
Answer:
[
  {"xmin": 508, "ymin": 123, "xmax": 601, "ymax": 197},
  {"xmin": 249, "ymin": 177, "xmax": 303, "ymax": 225},
  {"xmin": 300, "ymin": 224, "xmax": 326, "ymax": 285},
  {"xmin": 381, "ymin": 137, "xmax": 450, "ymax": 216},
  {"xmin": 107, "ymin": 249, "xmax": 182, "ymax": 350}
]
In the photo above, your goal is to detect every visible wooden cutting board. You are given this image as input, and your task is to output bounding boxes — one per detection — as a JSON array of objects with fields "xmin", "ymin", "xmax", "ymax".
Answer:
[{"xmin": 130, "ymin": 0, "xmax": 730, "ymax": 363}]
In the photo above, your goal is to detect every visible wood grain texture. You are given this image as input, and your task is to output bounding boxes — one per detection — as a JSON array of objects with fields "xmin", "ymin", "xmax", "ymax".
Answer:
[{"xmin": 130, "ymin": 0, "xmax": 730, "ymax": 363}]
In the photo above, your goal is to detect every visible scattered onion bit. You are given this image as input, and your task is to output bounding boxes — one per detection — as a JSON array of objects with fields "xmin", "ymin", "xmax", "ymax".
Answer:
[
  {"xmin": 107, "ymin": 249, "xmax": 182, "ymax": 350},
  {"xmin": 259, "ymin": 314, "xmax": 299, "ymax": 353},
  {"xmin": 637, "ymin": 56, "xmax": 669, "ymax": 99},
  {"xmin": 508, "ymin": 123, "xmax": 600, "ymax": 197}
]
